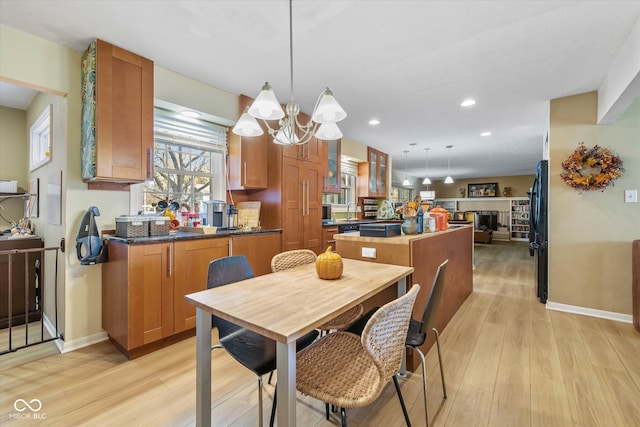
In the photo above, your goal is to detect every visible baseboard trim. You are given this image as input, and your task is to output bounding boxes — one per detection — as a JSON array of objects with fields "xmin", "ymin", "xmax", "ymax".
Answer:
[{"xmin": 546, "ymin": 301, "xmax": 633, "ymax": 324}]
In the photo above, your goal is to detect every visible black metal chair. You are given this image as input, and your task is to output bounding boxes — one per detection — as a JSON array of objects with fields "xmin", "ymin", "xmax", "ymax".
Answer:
[
  {"xmin": 344, "ymin": 259, "xmax": 449, "ymax": 427},
  {"xmin": 208, "ymin": 255, "xmax": 319, "ymax": 427},
  {"xmin": 406, "ymin": 259, "xmax": 448, "ymax": 427}
]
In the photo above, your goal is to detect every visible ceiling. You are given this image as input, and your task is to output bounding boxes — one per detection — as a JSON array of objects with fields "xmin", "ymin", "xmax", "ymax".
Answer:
[{"xmin": 1, "ymin": 1, "xmax": 639, "ymax": 181}]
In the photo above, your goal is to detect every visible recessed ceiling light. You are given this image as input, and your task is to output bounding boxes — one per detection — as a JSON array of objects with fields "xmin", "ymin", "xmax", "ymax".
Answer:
[
  {"xmin": 460, "ymin": 99, "xmax": 476, "ymax": 107},
  {"xmin": 369, "ymin": 119, "xmax": 380, "ymax": 125},
  {"xmin": 182, "ymin": 110, "xmax": 201, "ymax": 118},
  {"xmin": 480, "ymin": 131, "xmax": 492, "ymax": 137}
]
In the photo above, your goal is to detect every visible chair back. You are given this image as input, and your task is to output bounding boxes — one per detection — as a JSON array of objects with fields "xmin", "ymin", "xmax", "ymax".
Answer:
[
  {"xmin": 361, "ymin": 284, "xmax": 420, "ymax": 379},
  {"xmin": 271, "ymin": 249, "xmax": 317, "ymax": 272},
  {"xmin": 207, "ymin": 255, "xmax": 255, "ymax": 338},
  {"xmin": 418, "ymin": 259, "xmax": 449, "ymax": 335}
]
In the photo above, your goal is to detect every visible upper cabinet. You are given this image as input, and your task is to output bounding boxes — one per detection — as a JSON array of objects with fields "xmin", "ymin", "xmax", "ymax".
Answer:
[
  {"xmin": 228, "ymin": 95, "xmax": 268, "ymax": 190},
  {"xmin": 81, "ymin": 39, "xmax": 154, "ymax": 187},
  {"xmin": 357, "ymin": 147, "xmax": 388, "ymax": 198},
  {"xmin": 322, "ymin": 139, "xmax": 341, "ymax": 193}
]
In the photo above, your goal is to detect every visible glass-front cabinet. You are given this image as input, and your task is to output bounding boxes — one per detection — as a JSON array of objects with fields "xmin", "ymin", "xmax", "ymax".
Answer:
[
  {"xmin": 322, "ymin": 139, "xmax": 341, "ymax": 193},
  {"xmin": 358, "ymin": 147, "xmax": 389, "ymax": 198}
]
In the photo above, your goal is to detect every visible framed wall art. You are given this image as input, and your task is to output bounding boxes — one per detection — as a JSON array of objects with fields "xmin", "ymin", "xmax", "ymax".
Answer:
[{"xmin": 468, "ymin": 182, "xmax": 498, "ymax": 198}]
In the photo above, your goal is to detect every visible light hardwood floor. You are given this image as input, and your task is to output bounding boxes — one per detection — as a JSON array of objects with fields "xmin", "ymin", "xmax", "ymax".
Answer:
[{"xmin": 1, "ymin": 241, "xmax": 639, "ymax": 426}]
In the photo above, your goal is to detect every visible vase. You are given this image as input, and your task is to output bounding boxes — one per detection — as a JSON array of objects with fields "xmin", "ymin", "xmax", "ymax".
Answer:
[{"xmin": 402, "ymin": 216, "xmax": 419, "ymax": 235}]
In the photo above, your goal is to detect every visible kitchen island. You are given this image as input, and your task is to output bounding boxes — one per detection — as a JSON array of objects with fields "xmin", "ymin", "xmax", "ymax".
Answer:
[{"xmin": 334, "ymin": 224, "xmax": 473, "ymax": 371}]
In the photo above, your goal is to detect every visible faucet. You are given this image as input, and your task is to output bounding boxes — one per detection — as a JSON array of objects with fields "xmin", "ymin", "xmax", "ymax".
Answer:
[{"xmin": 347, "ymin": 202, "xmax": 357, "ymax": 221}]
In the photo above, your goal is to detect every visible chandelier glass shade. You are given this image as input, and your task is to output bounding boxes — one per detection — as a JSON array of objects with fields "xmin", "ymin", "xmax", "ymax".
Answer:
[
  {"xmin": 444, "ymin": 145, "xmax": 454, "ymax": 184},
  {"xmin": 422, "ymin": 147, "xmax": 431, "ymax": 185},
  {"xmin": 231, "ymin": 0, "xmax": 346, "ymax": 145}
]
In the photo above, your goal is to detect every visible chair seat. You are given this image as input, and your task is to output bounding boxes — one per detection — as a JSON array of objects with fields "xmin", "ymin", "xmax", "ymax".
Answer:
[
  {"xmin": 296, "ymin": 332, "xmax": 382, "ymax": 409},
  {"xmin": 221, "ymin": 328, "xmax": 319, "ymax": 377},
  {"xmin": 405, "ymin": 318, "xmax": 427, "ymax": 348}
]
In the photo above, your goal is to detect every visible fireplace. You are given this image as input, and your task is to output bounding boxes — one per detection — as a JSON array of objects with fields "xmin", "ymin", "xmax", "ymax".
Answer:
[{"xmin": 474, "ymin": 211, "xmax": 498, "ymax": 231}]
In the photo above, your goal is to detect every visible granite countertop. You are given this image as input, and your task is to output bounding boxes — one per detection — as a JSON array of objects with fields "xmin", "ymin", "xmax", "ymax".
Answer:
[
  {"xmin": 106, "ymin": 228, "xmax": 282, "ymax": 244},
  {"xmin": 322, "ymin": 219, "xmax": 401, "ymax": 227}
]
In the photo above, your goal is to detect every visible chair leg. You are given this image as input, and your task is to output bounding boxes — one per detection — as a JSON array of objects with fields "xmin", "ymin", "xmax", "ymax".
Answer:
[
  {"xmin": 412, "ymin": 345, "xmax": 429, "ymax": 427},
  {"xmin": 267, "ymin": 371, "xmax": 273, "ymax": 385},
  {"xmin": 392, "ymin": 375, "xmax": 412, "ymax": 427},
  {"xmin": 340, "ymin": 408, "xmax": 347, "ymax": 427},
  {"xmin": 325, "ymin": 403, "xmax": 330, "ymax": 420},
  {"xmin": 257, "ymin": 376, "xmax": 263, "ymax": 427},
  {"xmin": 433, "ymin": 327, "xmax": 447, "ymax": 398},
  {"xmin": 269, "ymin": 384, "xmax": 277, "ymax": 427}
]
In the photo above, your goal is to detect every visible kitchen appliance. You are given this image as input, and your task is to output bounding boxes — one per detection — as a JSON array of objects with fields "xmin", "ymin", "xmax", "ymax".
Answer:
[
  {"xmin": 529, "ymin": 160, "xmax": 549, "ymax": 303},
  {"xmin": 203, "ymin": 200, "xmax": 228, "ymax": 228},
  {"xmin": 322, "ymin": 204, "xmax": 332, "ymax": 222},
  {"xmin": 75, "ymin": 206, "xmax": 108, "ymax": 265}
]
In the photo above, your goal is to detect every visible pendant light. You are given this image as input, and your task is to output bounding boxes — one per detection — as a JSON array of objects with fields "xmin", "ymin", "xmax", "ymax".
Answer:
[
  {"xmin": 422, "ymin": 147, "xmax": 431, "ymax": 185},
  {"xmin": 231, "ymin": 0, "xmax": 346, "ymax": 145},
  {"xmin": 402, "ymin": 150, "xmax": 410, "ymax": 186},
  {"xmin": 444, "ymin": 145, "xmax": 454, "ymax": 184}
]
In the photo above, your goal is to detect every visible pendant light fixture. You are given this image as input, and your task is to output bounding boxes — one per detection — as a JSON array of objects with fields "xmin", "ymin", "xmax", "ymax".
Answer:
[
  {"xmin": 231, "ymin": 0, "xmax": 346, "ymax": 145},
  {"xmin": 422, "ymin": 147, "xmax": 431, "ymax": 185},
  {"xmin": 444, "ymin": 145, "xmax": 454, "ymax": 184},
  {"xmin": 402, "ymin": 150, "xmax": 410, "ymax": 186}
]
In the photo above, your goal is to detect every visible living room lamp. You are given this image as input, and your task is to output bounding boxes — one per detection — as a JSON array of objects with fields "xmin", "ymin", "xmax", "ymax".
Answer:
[
  {"xmin": 422, "ymin": 147, "xmax": 431, "ymax": 185},
  {"xmin": 444, "ymin": 145, "xmax": 454, "ymax": 184},
  {"xmin": 231, "ymin": 0, "xmax": 346, "ymax": 145},
  {"xmin": 402, "ymin": 151, "xmax": 410, "ymax": 186}
]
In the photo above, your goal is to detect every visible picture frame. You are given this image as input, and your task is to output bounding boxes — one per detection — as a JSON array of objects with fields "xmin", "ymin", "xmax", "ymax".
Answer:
[{"xmin": 468, "ymin": 182, "xmax": 498, "ymax": 198}]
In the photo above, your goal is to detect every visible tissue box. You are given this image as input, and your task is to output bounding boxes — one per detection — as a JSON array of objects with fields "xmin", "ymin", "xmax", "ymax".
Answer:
[{"xmin": 0, "ymin": 180, "xmax": 18, "ymax": 193}]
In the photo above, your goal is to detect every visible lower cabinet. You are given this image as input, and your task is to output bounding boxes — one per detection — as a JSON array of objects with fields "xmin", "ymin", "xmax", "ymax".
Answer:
[
  {"xmin": 231, "ymin": 232, "xmax": 282, "ymax": 276},
  {"xmin": 322, "ymin": 225, "xmax": 339, "ymax": 252},
  {"xmin": 102, "ymin": 237, "xmax": 229, "ymax": 359}
]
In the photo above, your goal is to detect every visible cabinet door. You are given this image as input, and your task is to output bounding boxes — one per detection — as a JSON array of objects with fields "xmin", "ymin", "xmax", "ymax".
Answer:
[
  {"xmin": 128, "ymin": 243, "xmax": 173, "ymax": 348},
  {"xmin": 94, "ymin": 39, "xmax": 153, "ymax": 182},
  {"xmin": 357, "ymin": 147, "xmax": 389, "ymax": 198},
  {"xmin": 303, "ymin": 161, "xmax": 324, "ymax": 254},
  {"xmin": 173, "ymin": 238, "xmax": 229, "ymax": 332},
  {"xmin": 282, "ymin": 157, "xmax": 304, "ymax": 251},
  {"xmin": 323, "ymin": 226, "xmax": 339, "ymax": 251},
  {"xmin": 232, "ymin": 233, "xmax": 282, "ymax": 276},
  {"xmin": 228, "ymin": 95, "xmax": 268, "ymax": 189},
  {"xmin": 322, "ymin": 139, "xmax": 341, "ymax": 193}
]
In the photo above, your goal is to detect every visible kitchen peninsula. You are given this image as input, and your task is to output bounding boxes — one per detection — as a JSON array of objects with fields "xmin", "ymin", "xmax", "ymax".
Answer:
[{"xmin": 334, "ymin": 224, "xmax": 473, "ymax": 371}]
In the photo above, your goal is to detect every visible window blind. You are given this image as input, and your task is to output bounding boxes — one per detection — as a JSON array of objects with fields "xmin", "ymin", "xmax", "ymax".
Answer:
[{"xmin": 154, "ymin": 107, "xmax": 228, "ymax": 153}]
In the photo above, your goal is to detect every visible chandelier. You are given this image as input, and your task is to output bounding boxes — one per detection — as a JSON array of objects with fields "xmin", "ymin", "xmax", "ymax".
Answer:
[{"xmin": 232, "ymin": 0, "xmax": 346, "ymax": 145}]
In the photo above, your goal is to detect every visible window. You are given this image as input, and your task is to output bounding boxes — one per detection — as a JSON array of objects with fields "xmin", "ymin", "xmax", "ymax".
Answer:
[
  {"xmin": 141, "ymin": 108, "xmax": 227, "ymax": 213},
  {"xmin": 30, "ymin": 105, "xmax": 52, "ymax": 171}
]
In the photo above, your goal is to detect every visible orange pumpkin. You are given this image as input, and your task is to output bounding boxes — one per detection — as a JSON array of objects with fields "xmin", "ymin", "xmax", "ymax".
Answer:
[{"xmin": 315, "ymin": 246, "xmax": 343, "ymax": 280}]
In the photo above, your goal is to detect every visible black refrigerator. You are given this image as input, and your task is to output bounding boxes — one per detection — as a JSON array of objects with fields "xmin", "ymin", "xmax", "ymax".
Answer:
[{"xmin": 529, "ymin": 160, "xmax": 549, "ymax": 303}]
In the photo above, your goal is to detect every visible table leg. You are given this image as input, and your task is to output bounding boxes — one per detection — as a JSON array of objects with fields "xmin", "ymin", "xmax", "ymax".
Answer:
[
  {"xmin": 196, "ymin": 308, "xmax": 212, "ymax": 427},
  {"xmin": 276, "ymin": 341, "xmax": 297, "ymax": 427}
]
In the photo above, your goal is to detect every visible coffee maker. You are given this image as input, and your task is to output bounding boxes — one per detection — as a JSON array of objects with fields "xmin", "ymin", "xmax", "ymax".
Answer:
[{"xmin": 203, "ymin": 200, "xmax": 228, "ymax": 228}]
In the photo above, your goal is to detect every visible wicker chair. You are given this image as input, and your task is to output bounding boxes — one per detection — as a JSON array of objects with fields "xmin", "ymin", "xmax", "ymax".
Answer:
[
  {"xmin": 296, "ymin": 284, "xmax": 421, "ymax": 427},
  {"xmin": 271, "ymin": 249, "xmax": 364, "ymax": 333},
  {"xmin": 406, "ymin": 259, "xmax": 449, "ymax": 427},
  {"xmin": 208, "ymin": 256, "xmax": 319, "ymax": 427}
]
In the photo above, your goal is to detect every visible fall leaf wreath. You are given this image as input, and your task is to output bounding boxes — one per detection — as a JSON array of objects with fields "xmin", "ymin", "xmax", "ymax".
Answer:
[{"xmin": 560, "ymin": 143, "xmax": 624, "ymax": 192}]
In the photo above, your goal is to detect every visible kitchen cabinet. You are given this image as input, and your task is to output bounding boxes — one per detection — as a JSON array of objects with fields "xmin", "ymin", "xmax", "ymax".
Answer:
[
  {"xmin": 322, "ymin": 139, "xmax": 341, "ymax": 193},
  {"xmin": 81, "ymin": 39, "xmax": 154, "ymax": 187},
  {"xmin": 228, "ymin": 95, "xmax": 269, "ymax": 190},
  {"xmin": 282, "ymin": 112, "xmax": 323, "ymax": 164},
  {"xmin": 322, "ymin": 225, "xmax": 339, "ymax": 251},
  {"xmin": 282, "ymin": 157, "xmax": 323, "ymax": 254},
  {"xmin": 231, "ymin": 232, "xmax": 282, "ymax": 276},
  {"xmin": 102, "ymin": 237, "xmax": 229, "ymax": 358},
  {"xmin": 357, "ymin": 147, "xmax": 388, "ymax": 198},
  {"xmin": 510, "ymin": 198, "xmax": 530, "ymax": 241}
]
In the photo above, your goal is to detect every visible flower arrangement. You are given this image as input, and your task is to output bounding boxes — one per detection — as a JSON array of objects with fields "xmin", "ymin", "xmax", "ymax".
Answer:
[
  {"xmin": 560, "ymin": 143, "xmax": 624, "ymax": 192},
  {"xmin": 395, "ymin": 195, "xmax": 422, "ymax": 218}
]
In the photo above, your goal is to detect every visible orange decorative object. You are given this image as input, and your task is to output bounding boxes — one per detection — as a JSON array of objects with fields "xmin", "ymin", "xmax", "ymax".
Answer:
[
  {"xmin": 316, "ymin": 246, "xmax": 343, "ymax": 280},
  {"xmin": 430, "ymin": 205, "xmax": 449, "ymax": 231}
]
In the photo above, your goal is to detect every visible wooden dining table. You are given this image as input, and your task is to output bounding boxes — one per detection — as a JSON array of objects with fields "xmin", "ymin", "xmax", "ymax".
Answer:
[{"xmin": 185, "ymin": 257, "xmax": 414, "ymax": 427}]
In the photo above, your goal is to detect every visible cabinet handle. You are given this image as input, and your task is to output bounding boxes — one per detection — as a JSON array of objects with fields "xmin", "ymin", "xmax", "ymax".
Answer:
[
  {"xmin": 167, "ymin": 245, "xmax": 172, "ymax": 276},
  {"xmin": 147, "ymin": 147, "xmax": 154, "ymax": 180},
  {"xmin": 228, "ymin": 238, "xmax": 233, "ymax": 255},
  {"xmin": 243, "ymin": 161, "xmax": 247, "ymax": 185},
  {"xmin": 301, "ymin": 181, "xmax": 305, "ymax": 215},
  {"xmin": 306, "ymin": 179, "xmax": 310, "ymax": 216}
]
